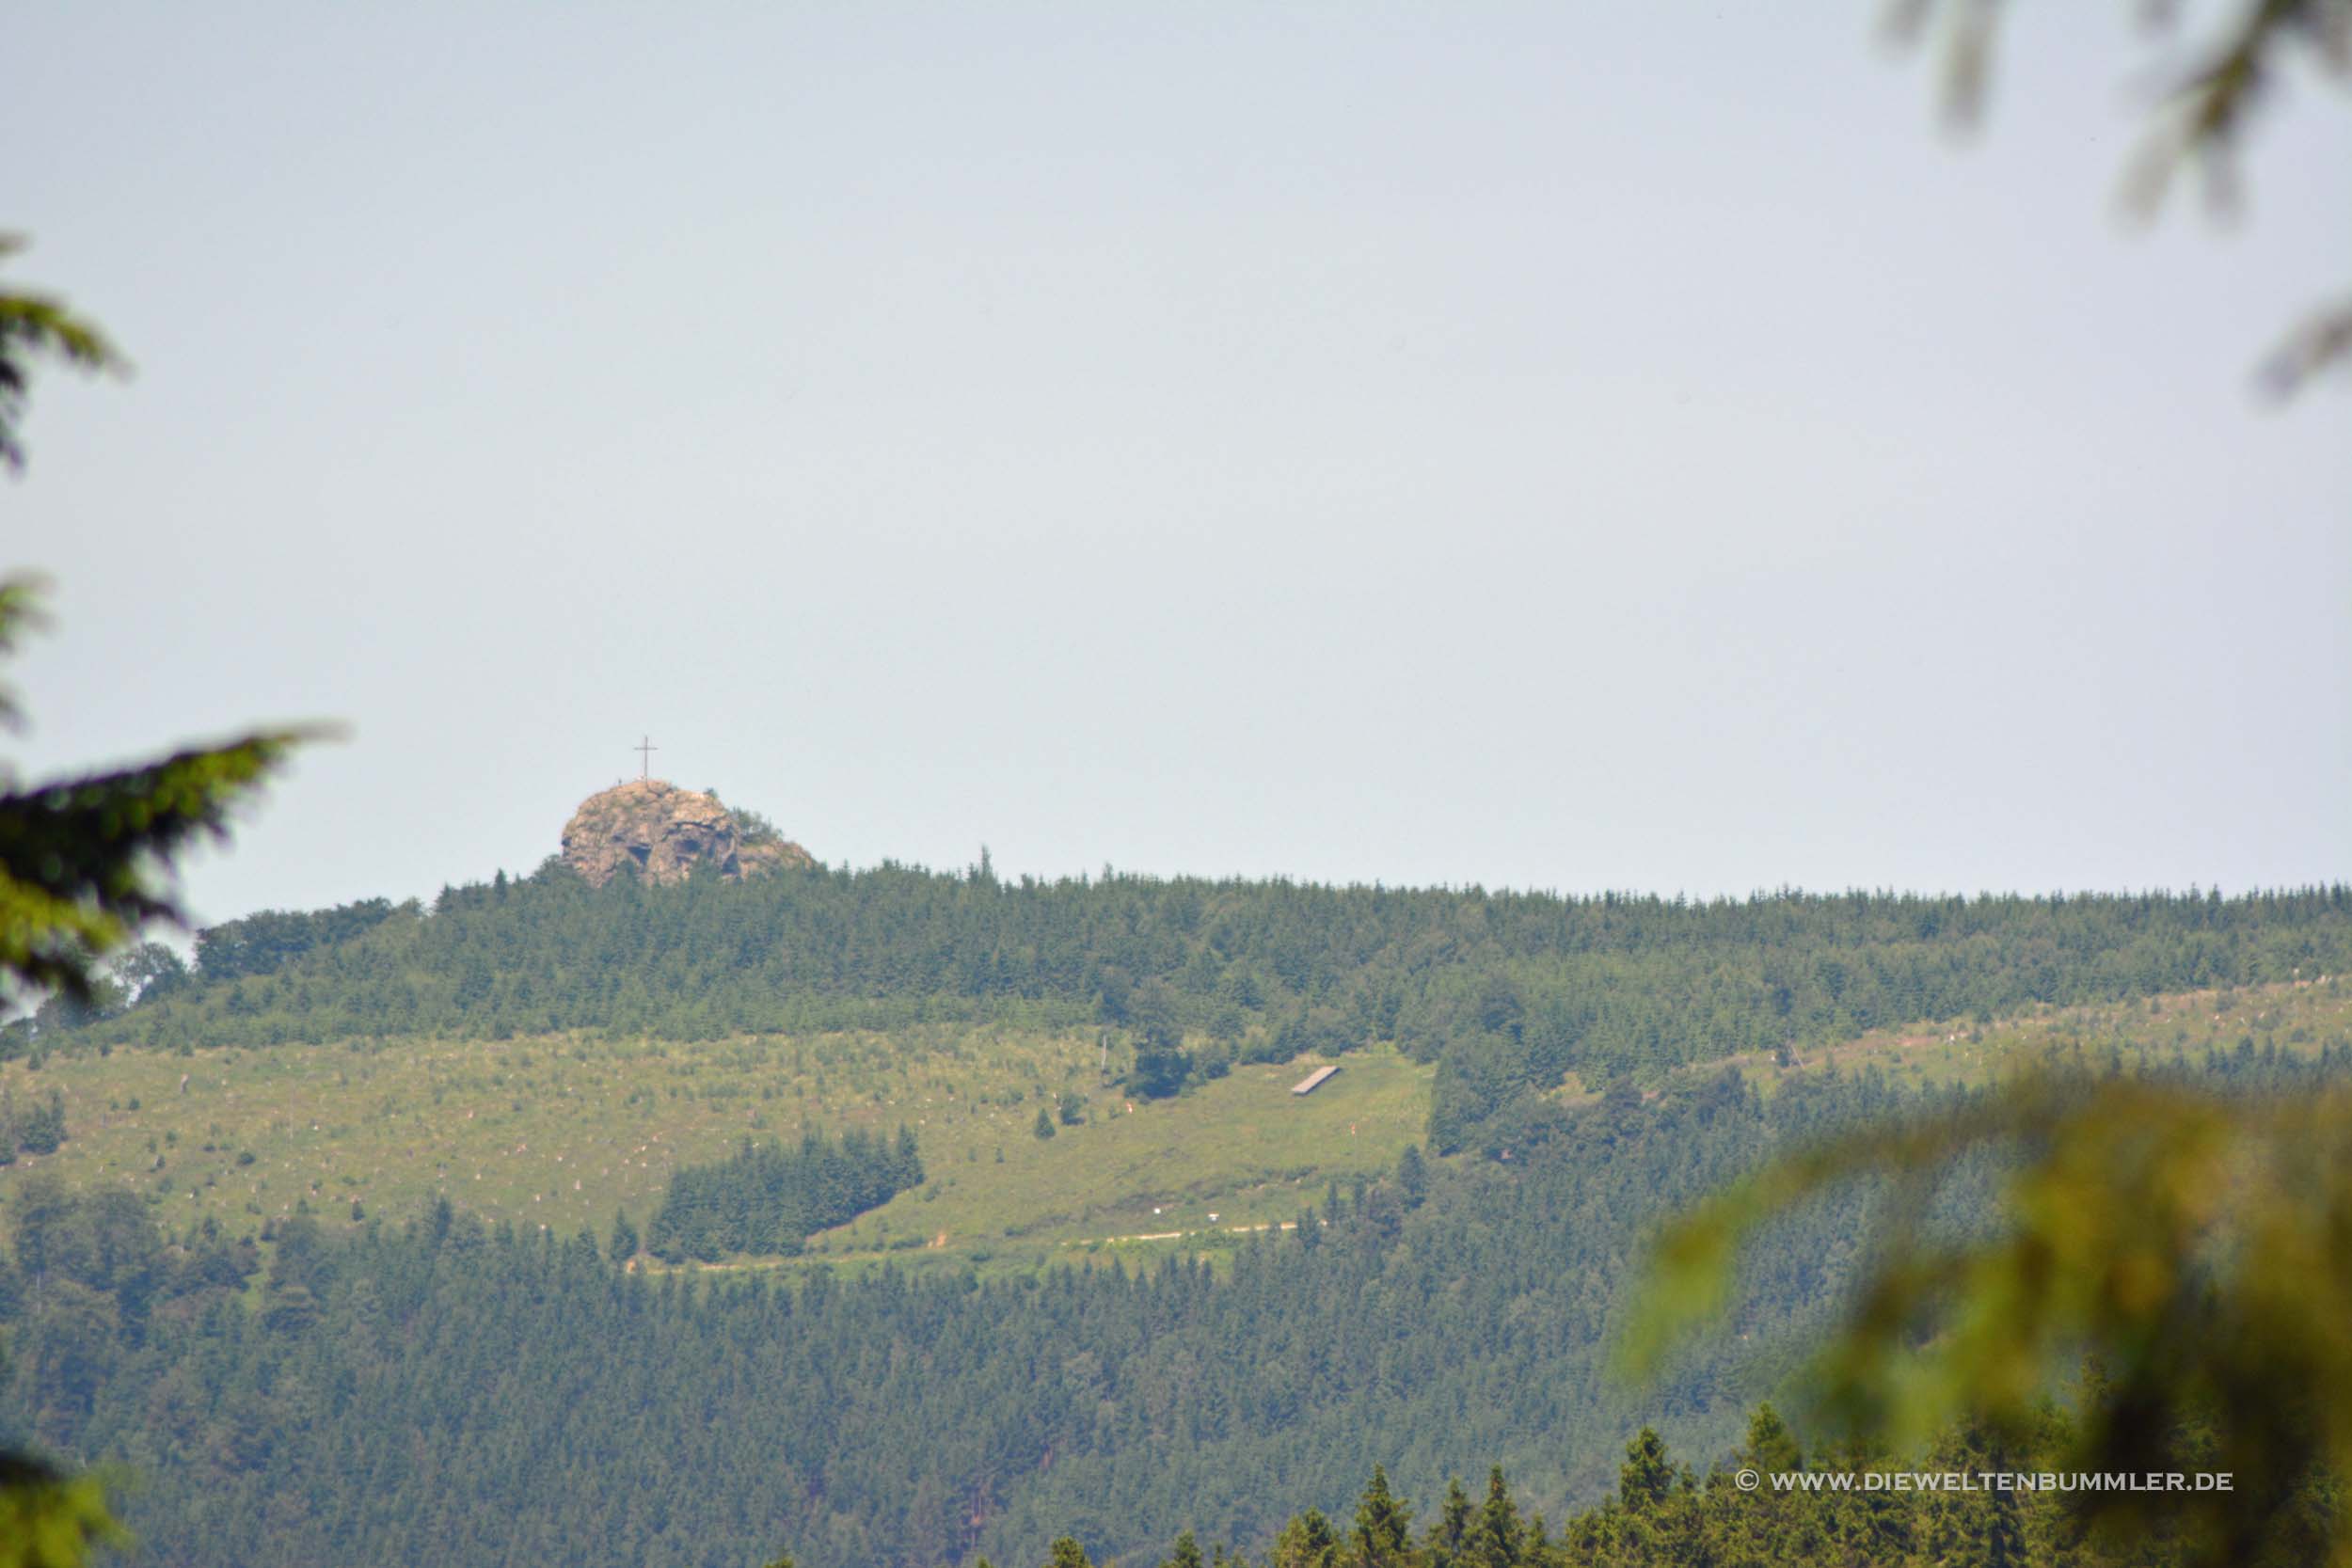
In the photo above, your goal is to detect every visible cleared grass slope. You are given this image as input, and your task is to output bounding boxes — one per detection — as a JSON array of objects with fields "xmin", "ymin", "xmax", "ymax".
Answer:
[{"xmin": 0, "ymin": 1026, "xmax": 1429, "ymax": 1273}]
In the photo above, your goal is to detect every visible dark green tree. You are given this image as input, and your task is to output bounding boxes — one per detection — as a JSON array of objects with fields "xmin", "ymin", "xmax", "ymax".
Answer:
[
  {"xmin": 1394, "ymin": 1145, "xmax": 1428, "ymax": 1211},
  {"xmin": 1741, "ymin": 1403, "xmax": 1800, "ymax": 1476},
  {"xmin": 13, "ymin": 1090, "xmax": 63, "ymax": 1157},
  {"xmin": 1619, "ymin": 1428, "xmax": 1675, "ymax": 1513},
  {"xmin": 1271, "ymin": 1508, "xmax": 1338, "ymax": 1568},
  {"xmin": 1461, "ymin": 1466, "xmax": 1523, "ymax": 1568},
  {"xmin": 1921, "ymin": 1424, "xmax": 2026, "ymax": 1568},
  {"xmin": 1427, "ymin": 1478, "xmax": 1472, "ymax": 1568},
  {"xmin": 1129, "ymin": 977, "xmax": 1191, "ymax": 1099},
  {"xmin": 1350, "ymin": 1464, "xmax": 1414, "ymax": 1568}
]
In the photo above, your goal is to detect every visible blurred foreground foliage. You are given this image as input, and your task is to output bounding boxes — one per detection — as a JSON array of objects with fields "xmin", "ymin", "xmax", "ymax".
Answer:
[
  {"xmin": 0, "ymin": 239, "xmax": 119, "ymax": 475},
  {"xmin": 0, "ymin": 1459, "xmax": 116, "ymax": 1568},
  {"xmin": 0, "ymin": 583, "xmax": 304, "ymax": 1009},
  {"xmin": 1893, "ymin": 0, "xmax": 2352, "ymax": 393},
  {"xmin": 1634, "ymin": 1069, "xmax": 2352, "ymax": 1565},
  {"xmin": 1, "ymin": 240, "xmax": 308, "ymax": 1566}
]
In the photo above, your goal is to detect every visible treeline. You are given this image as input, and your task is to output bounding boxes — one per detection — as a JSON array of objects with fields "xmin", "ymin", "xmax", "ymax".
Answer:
[
  {"xmin": 192, "ymin": 897, "xmax": 404, "ymax": 983},
  {"xmin": 648, "ymin": 1126, "xmax": 924, "ymax": 1261},
  {"xmin": 34, "ymin": 858, "xmax": 2352, "ymax": 1143},
  {"xmin": 1034, "ymin": 1405, "xmax": 2248, "ymax": 1568},
  {"xmin": 8, "ymin": 1041, "xmax": 2337, "ymax": 1568}
]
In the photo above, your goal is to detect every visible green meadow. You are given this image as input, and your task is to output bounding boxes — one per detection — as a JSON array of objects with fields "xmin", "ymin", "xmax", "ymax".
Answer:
[
  {"xmin": 0, "ymin": 1024, "xmax": 1430, "ymax": 1274},
  {"xmin": 1727, "ymin": 973, "xmax": 2352, "ymax": 1094}
]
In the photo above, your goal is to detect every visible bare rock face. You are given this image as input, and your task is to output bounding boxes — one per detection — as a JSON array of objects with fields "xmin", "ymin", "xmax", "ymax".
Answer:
[{"xmin": 560, "ymin": 779, "xmax": 814, "ymax": 888}]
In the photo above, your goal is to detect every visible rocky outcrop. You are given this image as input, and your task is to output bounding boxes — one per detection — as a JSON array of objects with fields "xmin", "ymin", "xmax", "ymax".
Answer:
[{"xmin": 559, "ymin": 780, "xmax": 814, "ymax": 888}]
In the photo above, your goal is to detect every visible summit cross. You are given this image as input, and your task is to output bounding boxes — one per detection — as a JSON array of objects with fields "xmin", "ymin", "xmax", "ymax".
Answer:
[{"xmin": 635, "ymin": 736, "xmax": 658, "ymax": 780}]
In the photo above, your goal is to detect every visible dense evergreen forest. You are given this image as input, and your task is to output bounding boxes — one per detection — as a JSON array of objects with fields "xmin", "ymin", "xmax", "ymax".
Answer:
[
  {"xmin": 31, "ymin": 863, "xmax": 2352, "ymax": 1149},
  {"xmin": 1086, "ymin": 1402, "xmax": 2266, "ymax": 1568},
  {"xmin": 8, "ymin": 1045, "xmax": 2340, "ymax": 1568},
  {"xmin": 648, "ymin": 1126, "xmax": 925, "ymax": 1261}
]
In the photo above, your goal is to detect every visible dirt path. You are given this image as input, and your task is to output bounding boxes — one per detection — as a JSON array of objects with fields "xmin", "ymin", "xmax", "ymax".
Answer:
[{"xmin": 1057, "ymin": 1219, "xmax": 1300, "ymax": 1248}]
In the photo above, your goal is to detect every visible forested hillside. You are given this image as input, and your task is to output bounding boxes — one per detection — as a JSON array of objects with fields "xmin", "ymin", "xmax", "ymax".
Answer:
[
  {"xmin": 36, "ymin": 864, "xmax": 2352, "ymax": 1150},
  {"xmin": 0, "ymin": 1064, "xmax": 1899, "ymax": 1568},
  {"xmin": 1110, "ymin": 1403, "xmax": 2263, "ymax": 1568},
  {"xmin": 9, "ymin": 1044, "xmax": 2344, "ymax": 1568},
  {"xmin": 9, "ymin": 863, "xmax": 2352, "ymax": 1566}
]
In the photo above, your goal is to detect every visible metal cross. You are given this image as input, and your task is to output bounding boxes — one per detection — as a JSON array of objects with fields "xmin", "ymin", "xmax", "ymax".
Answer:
[{"xmin": 635, "ymin": 735, "xmax": 658, "ymax": 780}]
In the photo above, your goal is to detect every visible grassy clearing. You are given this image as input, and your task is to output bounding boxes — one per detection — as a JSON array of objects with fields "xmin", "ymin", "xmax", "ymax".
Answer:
[
  {"xmin": 817, "ymin": 1046, "xmax": 1427, "ymax": 1269},
  {"xmin": 1708, "ymin": 974, "xmax": 2352, "ymax": 1095},
  {"xmin": 0, "ymin": 1025, "xmax": 1429, "ymax": 1275},
  {"xmin": 8, "ymin": 975, "xmax": 2343, "ymax": 1278}
]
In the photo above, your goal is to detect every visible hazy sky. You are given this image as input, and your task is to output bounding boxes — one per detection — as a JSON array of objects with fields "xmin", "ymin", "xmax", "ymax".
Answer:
[{"xmin": 8, "ymin": 3, "xmax": 2348, "ymax": 922}]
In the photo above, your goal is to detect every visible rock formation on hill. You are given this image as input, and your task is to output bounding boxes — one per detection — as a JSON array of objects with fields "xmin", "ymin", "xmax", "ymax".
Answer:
[{"xmin": 560, "ymin": 779, "xmax": 814, "ymax": 888}]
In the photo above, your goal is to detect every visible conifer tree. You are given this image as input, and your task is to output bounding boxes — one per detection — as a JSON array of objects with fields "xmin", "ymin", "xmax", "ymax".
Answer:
[
  {"xmin": 1463, "ymin": 1466, "xmax": 1523, "ymax": 1568},
  {"xmin": 1427, "ymin": 1479, "xmax": 1472, "ymax": 1568},
  {"xmin": 13, "ymin": 1088, "xmax": 61, "ymax": 1155},
  {"xmin": 1272, "ymin": 1508, "xmax": 1338, "ymax": 1568},
  {"xmin": 1619, "ymin": 1428, "xmax": 1675, "ymax": 1513},
  {"xmin": 1922, "ymin": 1424, "xmax": 2026, "ymax": 1568},
  {"xmin": 1395, "ymin": 1145, "xmax": 1428, "ymax": 1210},
  {"xmin": 1741, "ymin": 1403, "xmax": 1801, "ymax": 1476},
  {"xmin": 1350, "ymin": 1464, "xmax": 1414, "ymax": 1568}
]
